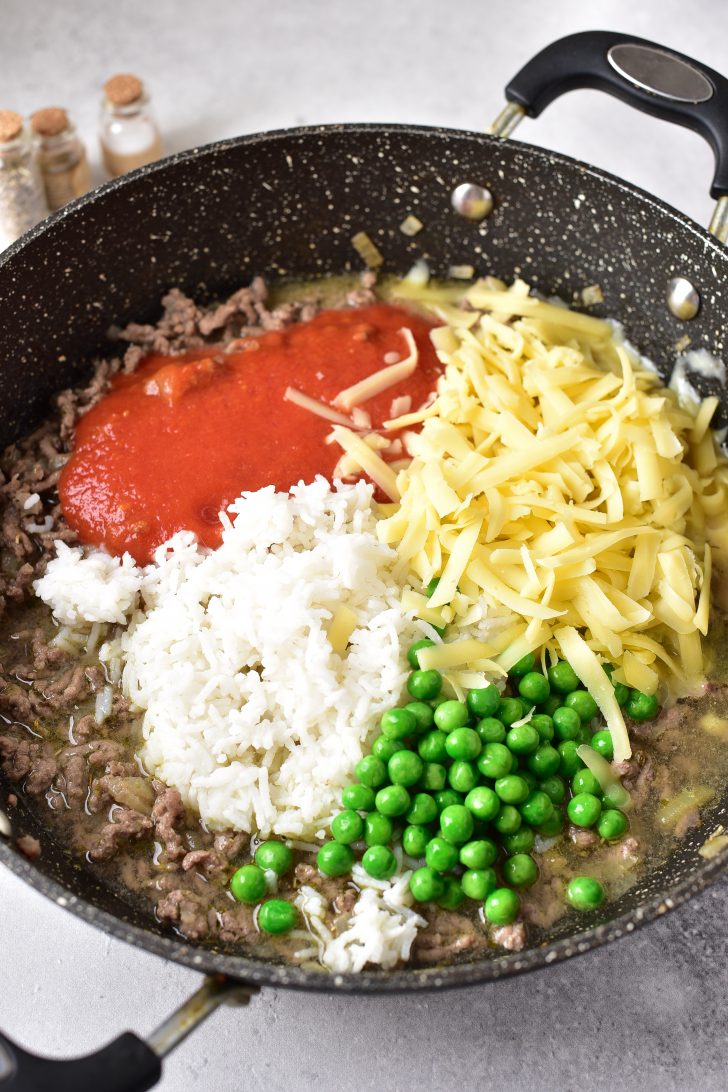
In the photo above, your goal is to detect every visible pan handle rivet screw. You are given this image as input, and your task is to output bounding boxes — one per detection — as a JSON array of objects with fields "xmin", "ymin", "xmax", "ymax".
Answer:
[
  {"xmin": 451, "ymin": 183, "xmax": 493, "ymax": 221},
  {"xmin": 667, "ymin": 277, "xmax": 700, "ymax": 320}
]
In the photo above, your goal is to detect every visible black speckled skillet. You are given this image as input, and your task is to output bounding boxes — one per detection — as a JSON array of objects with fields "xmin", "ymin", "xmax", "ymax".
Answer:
[{"xmin": 1, "ymin": 31, "xmax": 728, "ymax": 1091}]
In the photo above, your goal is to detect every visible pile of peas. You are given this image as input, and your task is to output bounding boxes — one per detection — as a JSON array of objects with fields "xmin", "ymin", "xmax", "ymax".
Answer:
[
  {"xmin": 228, "ymin": 841, "xmax": 299, "ymax": 934},
  {"xmin": 321, "ymin": 644, "xmax": 661, "ymax": 925}
]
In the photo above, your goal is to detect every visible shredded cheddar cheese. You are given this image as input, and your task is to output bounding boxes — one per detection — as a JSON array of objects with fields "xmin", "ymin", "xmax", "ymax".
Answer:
[
  {"xmin": 377, "ymin": 279, "xmax": 728, "ymax": 758},
  {"xmin": 333, "ymin": 328, "xmax": 418, "ymax": 411}
]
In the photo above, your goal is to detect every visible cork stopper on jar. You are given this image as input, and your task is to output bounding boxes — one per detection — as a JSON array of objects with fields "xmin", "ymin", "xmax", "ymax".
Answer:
[
  {"xmin": 0, "ymin": 110, "xmax": 23, "ymax": 144},
  {"xmin": 104, "ymin": 74, "xmax": 144, "ymax": 107},
  {"xmin": 31, "ymin": 107, "xmax": 69, "ymax": 138}
]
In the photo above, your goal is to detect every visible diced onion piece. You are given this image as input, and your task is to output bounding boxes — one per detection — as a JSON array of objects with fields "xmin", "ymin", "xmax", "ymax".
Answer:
[
  {"xmin": 333, "ymin": 328, "xmax": 418, "ymax": 411},
  {"xmin": 556, "ymin": 627, "xmax": 631, "ymax": 763},
  {"xmin": 399, "ymin": 215, "xmax": 424, "ymax": 237},
  {"xmin": 326, "ymin": 606, "xmax": 358, "ymax": 654},
  {"xmin": 329, "ymin": 426, "xmax": 400, "ymax": 501},
  {"xmin": 284, "ymin": 387, "xmax": 353, "ymax": 426},
  {"xmin": 656, "ymin": 786, "xmax": 714, "ymax": 829},
  {"xmin": 351, "ymin": 231, "xmax": 383, "ymax": 268},
  {"xmin": 448, "ymin": 264, "xmax": 475, "ymax": 281},
  {"xmin": 699, "ymin": 832, "xmax": 728, "ymax": 859}
]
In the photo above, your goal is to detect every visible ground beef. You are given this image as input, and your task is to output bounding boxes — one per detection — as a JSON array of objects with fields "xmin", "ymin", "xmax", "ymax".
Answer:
[
  {"xmin": 218, "ymin": 903, "xmax": 258, "ymax": 945},
  {"xmin": 88, "ymin": 807, "xmax": 153, "ymax": 861},
  {"xmin": 294, "ymin": 861, "xmax": 351, "ymax": 903},
  {"xmin": 492, "ymin": 922, "xmax": 527, "ymax": 952},
  {"xmin": 16, "ymin": 834, "xmax": 41, "ymax": 859},
  {"xmin": 156, "ymin": 888, "xmax": 215, "ymax": 942},
  {"xmin": 151, "ymin": 782, "xmax": 188, "ymax": 862},
  {"xmin": 0, "ymin": 734, "xmax": 57, "ymax": 795},
  {"xmin": 412, "ymin": 908, "xmax": 485, "ymax": 964}
]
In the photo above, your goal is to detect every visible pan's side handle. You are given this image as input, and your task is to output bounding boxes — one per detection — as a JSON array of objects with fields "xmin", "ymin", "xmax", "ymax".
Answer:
[
  {"xmin": 0, "ymin": 975, "xmax": 257, "ymax": 1092},
  {"xmin": 490, "ymin": 30, "xmax": 728, "ymax": 240}
]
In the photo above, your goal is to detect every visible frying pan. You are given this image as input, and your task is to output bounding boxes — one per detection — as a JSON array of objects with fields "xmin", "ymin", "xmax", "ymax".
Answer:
[{"xmin": 1, "ymin": 29, "xmax": 728, "ymax": 1090}]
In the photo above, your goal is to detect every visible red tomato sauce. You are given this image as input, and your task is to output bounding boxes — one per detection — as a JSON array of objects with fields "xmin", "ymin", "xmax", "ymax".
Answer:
[{"xmin": 59, "ymin": 303, "xmax": 442, "ymax": 563}]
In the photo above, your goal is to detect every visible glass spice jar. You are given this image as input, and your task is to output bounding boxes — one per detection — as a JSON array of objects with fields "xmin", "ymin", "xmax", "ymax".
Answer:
[
  {"xmin": 99, "ymin": 73, "xmax": 162, "ymax": 178},
  {"xmin": 0, "ymin": 109, "xmax": 48, "ymax": 250},
  {"xmin": 31, "ymin": 107, "xmax": 91, "ymax": 210}
]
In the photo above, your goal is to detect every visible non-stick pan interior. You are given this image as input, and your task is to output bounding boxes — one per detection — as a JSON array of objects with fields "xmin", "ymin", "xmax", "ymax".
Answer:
[{"xmin": 1, "ymin": 124, "xmax": 727, "ymax": 991}]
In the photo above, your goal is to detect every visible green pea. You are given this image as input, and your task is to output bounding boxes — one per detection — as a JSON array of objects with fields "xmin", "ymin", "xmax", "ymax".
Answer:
[
  {"xmin": 420, "ymin": 762, "xmax": 447, "ymax": 792},
  {"xmin": 553, "ymin": 706, "xmax": 581, "ymax": 740},
  {"xmin": 506, "ymin": 723, "xmax": 540, "ymax": 755},
  {"xmin": 537, "ymin": 810, "xmax": 565, "ymax": 837},
  {"xmin": 566, "ymin": 875, "xmax": 605, "ymax": 911},
  {"xmin": 331, "ymin": 809, "xmax": 365, "ymax": 845},
  {"xmin": 567, "ymin": 792, "xmax": 602, "ymax": 828},
  {"xmin": 375, "ymin": 784, "xmax": 411, "ymax": 817},
  {"xmin": 364, "ymin": 812, "xmax": 393, "ymax": 846},
  {"xmin": 614, "ymin": 681, "xmax": 631, "ymax": 707},
  {"xmin": 539, "ymin": 695, "xmax": 563, "ymax": 717},
  {"xmin": 404, "ymin": 701, "xmax": 435, "ymax": 733},
  {"xmin": 341, "ymin": 783, "xmax": 376, "ymax": 812},
  {"xmin": 408, "ymin": 639, "xmax": 435, "ymax": 669},
  {"xmin": 418, "ymin": 730, "xmax": 449, "ymax": 764},
  {"xmin": 530, "ymin": 713, "xmax": 555, "ymax": 742},
  {"xmin": 461, "ymin": 867, "xmax": 497, "ymax": 901},
  {"xmin": 502, "ymin": 853, "xmax": 539, "ymax": 887},
  {"xmin": 501, "ymin": 827, "xmax": 536, "ymax": 856},
  {"xmin": 459, "ymin": 838, "xmax": 498, "ymax": 869},
  {"xmin": 317, "ymin": 842, "xmax": 354, "ymax": 877},
  {"xmin": 597, "ymin": 809, "xmax": 629, "ymax": 841},
  {"xmin": 388, "ymin": 750, "xmax": 424, "ymax": 787},
  {"xmin": 258, "ymin": 899, "xmax": 298, "ymax": 935},
  {"xmin": 590, "ymin": 730, "xmax": 614, "ymax": 760},
  {"xmin": 564, "ymin": 689, "xmax": 599, "ymax": 724},
  {"xmin": 438, "ymin": 876, "xmax": 466, "ymax": 910},
  {"xmin": 466, "ymin": 684, "xmax": 500, "ymax": 718},
  {"xmin": 254, "ymin": 841, "xmax": 293, "ymax": 876},
  {"xmin": 518, "ymin": 671, "xmax": 550, "ymax": 705},
  {"xmin": 425, "ymin": 576, "xmax": 441, "ymax": 598},
  {"xmin": 519, "ymin": 790, "xmax": 554, "ymax": 827},
  {"xmin": 406, "ymin": 792, "xmax": 438, "ymax": 826},
  {"xmin": 497, "ymin": 697, "xmax": 524, "ymax": 727},
  {"xmin": 547, "ymin": 660, "xmax": 580, "ymax": 694},
  {"xmin": 434, "ymin": 700, "xmax": 469, "ymax": 733},
  {"xmin": 435, "ymin": 789, "xmax": 464, "ymax": 812},
  {"xmin": 576, "ymin": 725, "xmax": 593, "ymax": 746},
  {"xmin": 380, "ymin": 707, "xmax": 417, "ymax": 740},
  {"xmin": 494, "ymin": 774, "xmax": 530, "ymax": 805},
  {"xmin": 464, "ymin": 785, "xmax": 501, "ymax": 822},
  {"xmin": 509, "ymin": 653, "xmax": 536, "ymax": 679},
  {"xmin": 476, "ymin": 717, "xmax": 507, "ymax": 744},
  {"xmin": 230, "ymin": 864, "xmax": 267, "ymax": 903},
  {"xmin": 477, "ymin": 742, "xmax": 513, "ymax": 780},
  {"xmin": 557, "ymin": 740, "xmax": 584, "ymax": 777},
  {"xmin": 445, "ymin": 726, "xmax": 481, "ymax": 761},
  {"xmin": 371, "ymin": 735, "xmax": 405, "ymax": 762},
  {"xmin": 571, "ymin": 769, "xmax": 602, "ymax": 797},
  {"xmin": 493, "ymin": 804, "xmax": 521, "ymax": 835},
  {"xmin": 355, "ymin": 755, "xmax": 387, "ymax": 788},
  {"xmin": 484, "ymin": 887, "xmax": 520, "ymax": 925},
  {"xmin": 409, "ymin": 866, "xmax": 446, "ymax": 902},
  {"xmin": 425, "ymin": 835, "xmax": 459, "ymax": 872},
  {"xmin": 539, "ymin": 774, "xmax": 567, "ymax": 805},
  {"xmin": 448, "ymin": 759, "xmax": 478, "ymax": 793},
  {"xmin": 362, "ymin": 845, "xmax": 397, "ymax": 880},
  {"xmin": 626, "ymin": 691, "xmax": 660, "ymax": 722},
  {"xmin": 440, "ymin": 804, "xmax": 474, "ymax": 845},
  {"xmin": 527, "ymin": 744, "xmax": 561, "ymax": 779},
  {"xmin": 402, "ymin": 824, "xmax": 431, "ymax": 858},
  {"xmin": 407, "ymin": 669, "xmax": 442, "ymax": 701}
]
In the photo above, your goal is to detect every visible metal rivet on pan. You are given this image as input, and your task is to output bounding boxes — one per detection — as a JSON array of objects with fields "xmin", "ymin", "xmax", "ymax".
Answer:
[
  {"xmin": 451, "ymin": 182, "xmax": 493, "ymax": 220},
  {"xmin": 667, "ymin": 276, "xmax": 700, "ymax": 320}
]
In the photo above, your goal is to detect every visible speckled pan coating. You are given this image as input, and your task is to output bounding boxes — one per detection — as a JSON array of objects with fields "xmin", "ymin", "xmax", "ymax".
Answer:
[{"xmin": 0, "ymin": 123, "xmax": 726, "ymax": 993}]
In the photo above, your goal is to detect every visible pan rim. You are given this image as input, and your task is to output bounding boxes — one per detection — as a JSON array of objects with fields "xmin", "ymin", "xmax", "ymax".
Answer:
[{"xmin": 1, "ymin": 120, "xmax": 727, "ymax": 992}]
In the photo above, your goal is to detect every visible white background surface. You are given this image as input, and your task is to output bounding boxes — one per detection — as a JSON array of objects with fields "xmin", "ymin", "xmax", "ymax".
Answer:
[{"xmin": 2, "ymin": 1, "xmax": 728, "ymax": 1089}]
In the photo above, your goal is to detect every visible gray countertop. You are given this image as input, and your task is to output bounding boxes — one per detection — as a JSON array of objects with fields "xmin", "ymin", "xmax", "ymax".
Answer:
[{"xmin": 1, "ymin": 1, "xmax": 727, "ymax": 1088}]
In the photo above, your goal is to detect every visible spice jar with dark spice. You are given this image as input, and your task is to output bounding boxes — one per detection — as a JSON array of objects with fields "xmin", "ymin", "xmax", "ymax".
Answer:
[
  {"xmin": 31, "ymin": 107, "xmax": 91, "ymax": 211},
  {"xmin": 99, "ymin": 73, "xmax": 162, "ymax": 178},
  {"xmin": 0, "ymin": 109, "xmax": 48, "ymax": 249}
]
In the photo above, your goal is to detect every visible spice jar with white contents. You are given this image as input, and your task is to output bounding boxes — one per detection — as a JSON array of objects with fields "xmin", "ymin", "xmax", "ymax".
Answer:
[
  {"xmin": 99, "ymin": 73, "xmax": 162, "ymax": 178},
  {"xmin": 0, "ymin": 110, "xmax": 48, "ymax": 250},
  {"xmin": 31, "ymin": 107, "xmax": 91, "ymax": 211}
]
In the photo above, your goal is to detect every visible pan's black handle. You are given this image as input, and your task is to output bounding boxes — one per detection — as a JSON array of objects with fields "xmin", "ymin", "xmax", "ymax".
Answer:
[
  {"xmin": 0, "ymin": 975, "xmax": 257, "ymax": 1092},
  {"xmin": 0, "ymin": 1030, "xmax": 161, "ymax": 1092},
  {"xmin": 502, "ymin": 30, "xmax": 728, "ymax": 199}
]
